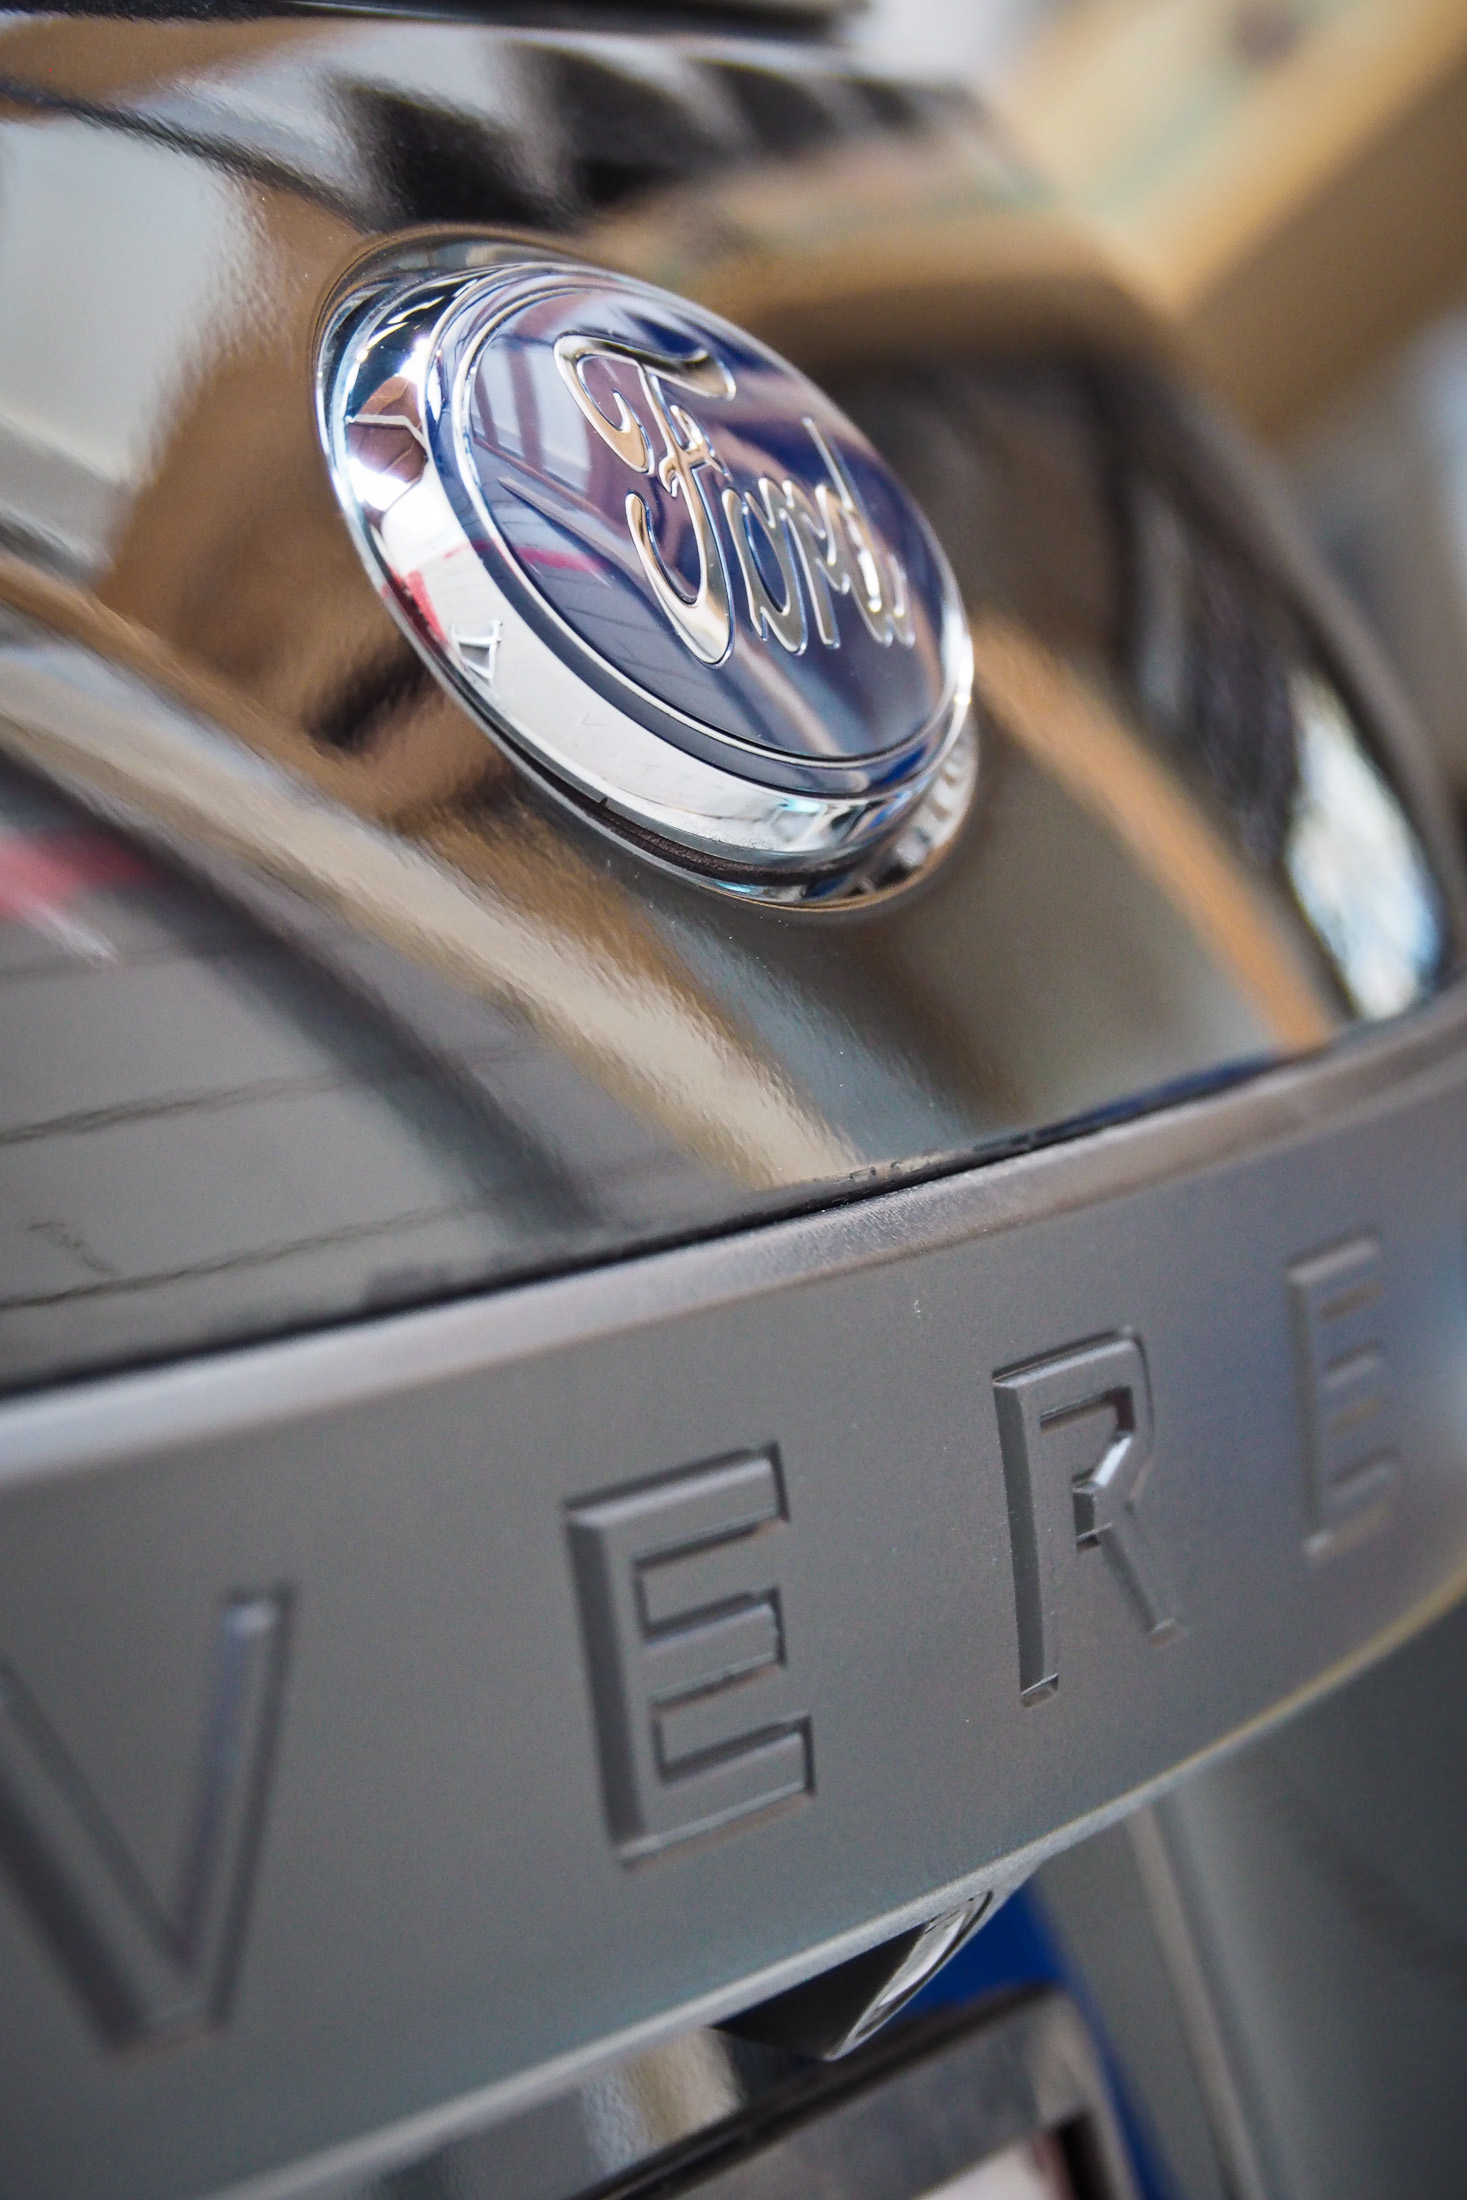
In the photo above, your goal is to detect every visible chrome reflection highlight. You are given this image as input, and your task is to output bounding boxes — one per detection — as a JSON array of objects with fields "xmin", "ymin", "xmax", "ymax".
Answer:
[
  {"xmin": 1287, "ymin": 671, "xmax": 1442, "ymax": 1020},
  {"xmin": 317, "ymin": 243, "xmax": 975, "ymax": 903}
]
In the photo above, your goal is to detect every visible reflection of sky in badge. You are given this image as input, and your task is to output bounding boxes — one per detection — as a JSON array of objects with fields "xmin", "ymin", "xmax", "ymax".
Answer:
[
  {"xmin": 458, "ymin": 286, "xmax": 950, "ymax": 767},
  {"xmin": 476, "ymin": 342, "xmax": 524, "ymax": 463}
]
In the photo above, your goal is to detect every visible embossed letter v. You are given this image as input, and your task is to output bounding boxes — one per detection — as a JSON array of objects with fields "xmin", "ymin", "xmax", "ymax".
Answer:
[{"xmin": 0, "ymin": 1592, "xmax": 290, "ymax": 2047}]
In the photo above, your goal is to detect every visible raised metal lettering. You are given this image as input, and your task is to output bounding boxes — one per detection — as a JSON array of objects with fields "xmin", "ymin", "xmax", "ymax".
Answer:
[
  {"xmin": 994, "ymin": 1336, "xmax": 1182, "ymax": 1704},
  {"xmin": 0, "ymin": 1593, "xmax": 290, "ymax": 2048},
  {"xmin": 554, "ymin": 332, "xmax": 736, "ymax": 665},
  {"xmin": 567, "ymin": 1451, "xmax": 810, "ymax": 1860},
  {"xmin": 1289, "ymin": 1235, "xmax": 1396, "ymax": 1558},
  {"xmin": 555, "ymin": 335, "xmax": 913, "ymax": 665}
]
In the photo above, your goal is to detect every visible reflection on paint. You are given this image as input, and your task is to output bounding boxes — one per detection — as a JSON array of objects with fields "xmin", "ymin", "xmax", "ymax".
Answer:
[{"xmin": 1287, "ymin": 671, "xmax": 1442, "ymax": 1020}]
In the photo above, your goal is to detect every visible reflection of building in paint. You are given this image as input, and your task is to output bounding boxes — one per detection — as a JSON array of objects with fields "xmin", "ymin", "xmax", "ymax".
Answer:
[
  {"xmin": 0, "ymin": 124, "xmax": 256, "ymax": 579},
  {"xmin": 969, "ymin": 614, "xmax": 1337, "ymax": 1049},
  {"xmin": 1298, "ymin": 308, "xmax": 1467, "ymax": 796},
  {"xmin": 1286, "ymin": 669, "xmax": 1442, "ymax": 1019},
  {"xmin": 0, "ymin": 729, "xmax": 764, "ymax": 1392}
]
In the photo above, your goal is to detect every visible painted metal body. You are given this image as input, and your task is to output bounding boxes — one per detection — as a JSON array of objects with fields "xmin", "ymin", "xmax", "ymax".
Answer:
[{"xmin": 0, "ymin": 15, "xmax": 1463, "ymax": 2200}]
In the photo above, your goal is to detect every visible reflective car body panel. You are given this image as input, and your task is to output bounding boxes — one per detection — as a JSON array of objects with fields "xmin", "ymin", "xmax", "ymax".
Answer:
[{"xmin": 0, "ymin": 15, "xmax": 1457, "ymax": 1390}]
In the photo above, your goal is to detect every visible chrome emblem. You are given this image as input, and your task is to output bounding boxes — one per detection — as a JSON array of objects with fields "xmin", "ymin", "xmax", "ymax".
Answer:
[
  {"xmin": 318, "ymin": 242, "xmax": 975, "ymax": 901},
  {"xmin": 551, "ymin": 331, "xmax": 912, "ymax": 667}
]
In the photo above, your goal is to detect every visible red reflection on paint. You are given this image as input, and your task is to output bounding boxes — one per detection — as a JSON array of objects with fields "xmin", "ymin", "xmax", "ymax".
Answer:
[{"xmin": 0, "ymin": 831, "xmax": 148, "ymax": 923}]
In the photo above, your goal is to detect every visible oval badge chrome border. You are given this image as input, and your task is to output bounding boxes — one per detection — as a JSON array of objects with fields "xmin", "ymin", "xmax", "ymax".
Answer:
[{"xmin": 316, "ymin": 237, "xmax": 977, "ymax": 905}]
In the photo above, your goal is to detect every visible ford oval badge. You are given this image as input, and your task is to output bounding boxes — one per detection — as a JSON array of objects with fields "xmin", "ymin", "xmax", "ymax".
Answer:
[{"xmin": 318, "ymin": 241, "xmax": 975, "ymax": 902}]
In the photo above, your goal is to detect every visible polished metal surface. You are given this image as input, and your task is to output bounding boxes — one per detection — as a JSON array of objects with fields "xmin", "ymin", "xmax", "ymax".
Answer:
[
  {"xmin": 0, "ymin": 11, "xmax": 1458, "ymax": 1392},
  {"xmin": 727, "ymin": 1891, "xmax": 998, "ymax": 2060},
  {"xmin": 335, "ymin": 1992, "xmax": 1126, "ymax": 2200},
  {"xmin": 317, "ymin": 240, "xmax": 975, "ymax": 896},
  {"xmin": 580, "ymin": 1994, "xmax": 1132, "ymax": 2200}
]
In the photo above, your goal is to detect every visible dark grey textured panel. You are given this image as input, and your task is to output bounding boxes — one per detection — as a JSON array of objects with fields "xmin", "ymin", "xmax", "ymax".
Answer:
[
  {"xmin": 1035, "ymin": 1830, "xmax": 1233, "ymax": 2200},
  {"xmin": 1150, "ymin": 1597, "xmax": 1467, "ymax": 2200},
  {"xmin": 0, "ymin": 994, "xmax": 1465, "ymax": 2200}
]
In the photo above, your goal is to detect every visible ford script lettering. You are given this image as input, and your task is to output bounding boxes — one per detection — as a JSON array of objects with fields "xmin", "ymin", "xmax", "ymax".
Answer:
[
  {"xmin": 322, "ymin": 248, "xmax": 973, "ymax": 895},
  {"xmin": 553, "ymin": 331, "xmax": 914, "ymax": 666}
]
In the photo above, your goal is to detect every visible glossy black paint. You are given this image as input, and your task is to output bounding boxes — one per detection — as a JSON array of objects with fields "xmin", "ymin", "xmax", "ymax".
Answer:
[{"xmin": 0, "ymin": 13, "xmax": 1457, "ymax": 1390}]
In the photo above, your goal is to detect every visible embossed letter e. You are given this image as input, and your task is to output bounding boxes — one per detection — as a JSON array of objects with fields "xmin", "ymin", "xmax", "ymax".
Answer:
[
  {"xmin": 0, "ymin": 1593, "xmax": 290, "ymax": 2047},
  {"xmin": 568, "ymin": 1452, "xmax": 811, "ymax": 1861},
  {"xmin": 1289, "ymin": 1235, "xmax": 1396, "ymax": 1558}
]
